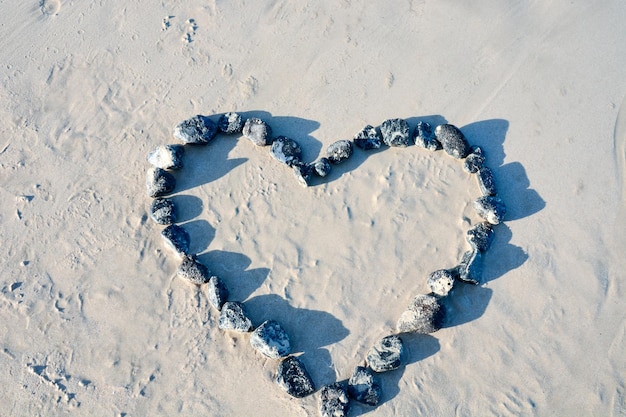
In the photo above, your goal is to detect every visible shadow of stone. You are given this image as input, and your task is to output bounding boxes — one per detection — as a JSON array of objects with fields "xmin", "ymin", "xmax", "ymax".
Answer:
[
  {"xmin": 170, "ymin": 194, "xmax": 203, "ymax": 222},
  {"xmin": 441, "ymin": 285, "xmax": 493, "ymax": 329},
  {"xmin": 498, "ymin": 162, "xmax": 546, "ymax": 221},
  {"xmin": 181, "ymin": 219, "xmax": 215, "ymax": 255},
  {"xmin": 461, "ymin": 118, "xmax": 510, "ymax": 168},
  {"xmin": 482, "ymin": 223, "xmax": 528, "ymax": 283}
]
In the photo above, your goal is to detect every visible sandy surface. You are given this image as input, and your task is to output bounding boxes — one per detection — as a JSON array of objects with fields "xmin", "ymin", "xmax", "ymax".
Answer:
[{"xmin": 1, "ymin": 1, "xmax": 625, "ymax": 416}]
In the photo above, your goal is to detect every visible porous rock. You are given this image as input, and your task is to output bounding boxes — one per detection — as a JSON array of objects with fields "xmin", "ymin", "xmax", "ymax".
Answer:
[
  {"xmin": 466, "ymin": 222, "xmax": 494, "ymax": 252},
  {"xmin": 319, "ymin": 383, "xmax": 350, "ymax": 417},
  {"xmin": 250, "ymin": 320, "xmax": 291, "ymax": 359},
  {"xmin": 177, "ymin": 255, "xmax": 211, "ymax": 285},
  {"xmin": 150, "ymin": 198, "xmax": 176, "ymax": 225},
  {"xmin": 413, "ymin": 121, "xmax": 441, "ymax": 151},
  {"xmin": 397, "ymin": 294, "xmax": 444, "ymax": 334},
  {"xmin": 206, "ymin": 275, "xmax": 229, "ymax": 311},
  {"xmin": 427, "ymin": 269, "xmax": 455, "ymax": 297},
  {"xmin": 218, "ymin": 112, "xmax": 243, "ymax": 134},
  {"xmin": 455, "ymin": 249, "xmax": 482, "ymax": 285},
  {"xmin": 161, "ymin": 224, "xmax": 190, "ymax": 256},
  {"xmin": 242, "ymin": 118, "xmax": 273, "ymax": 146},
  {"xmin": 473, "ymin": 195, "xmax": 506, "ymax": 225},
  {"xmin": 380, "ymin": 118, "xmax": 411, "ymax": 147},
  {"xmin": 146, "ymin": 167, "xmax": 176, "ymax": 198},
  {"xmin": 477, "ymin": 166, "xmax": 497, "ymax": 196},
  {"xmin": 366, "ymin": 335, "xmax": 404, "ymax": 373},
  {"xmin": 434, "ymin": 124, "xmax": 471, "ymax": 159},
  {"xmin": 326, "ymin": 140, "xmax": 353, "ymax": 164},
  {"xmin": 270, "ymin": 136, "xmax": 302, "ymax": 166},
  {"xmin": 173, "ymin": 115, "xmax": 217, "ymax": 145},
  {"xmin": 347, "ymin": 366, "xmax": 381, "ymax": 406},
  {"xmin": 464, "ymin": 146, "xmax": 485, "ymax": 173},
  {"xmin": 353, "ymin": 125, "xmax": 382, "ymax": 150},
  {"xmin": 218, "ymin": 302, "xmax": 253, "ymax": 332},
  {"xmin": 275, "ymin": 356, "xmax": 316, "ymax": 398},
  {"xmin": 293, "ymin": 162, "xmax": 315, "ymax": 187},
  {"xmin": 313, "ymin": 158, "xmax": 332, "ymax": 177},
  {"xmin": 147, "ymin": 144, "xmax": 184, "ymax": 170}
]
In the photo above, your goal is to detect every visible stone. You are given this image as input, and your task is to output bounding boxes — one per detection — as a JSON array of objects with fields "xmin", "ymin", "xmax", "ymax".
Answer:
[
  {"xmin": 149, "ymin": 198, "xmax": 176, "ymax": 225},
  {"xmin": 380, "ymin": 118, "xmax": 411, "ymax": 147},
  {"xmin": 218, "ymin": 302, "xmax": 253, "ymax": 332},
  {"xmin": 477, "ymin": 166, "xmax": 497, "ymax": 196},
  {"xmin": 147, "ymin": 144, "xmax": 184, "ymax": 170},
  {"xmin": 347, "ymin": 366, "xmax": 381, "ymax": 406},
  {"xmin": 473, "ymin": 195, "xmax": 506, "ymax": 225},
  {"xmin": 456, "ymin": 249, "xmax": 482, "ymax": 285},
  {"xmin": 250, "ymin": 320, "xmax": 291, "ymax": 359},
  {"xmin": 161, "ymin": 224, "xmax": 190, "ymax": 256},
  {"xmin": 412, "ymin": 121, "xmax": 441, "ymax": 151},
  {"xmin": 270, "ymin": 136, "xmax": 302, "ymax": 166},
  {"xmin": 242, "ymin": 118, "xmax": 273, "ymax": 146},
  {"xmin": 293, "ymin": 162, "xmax": 314, "ymax": 187},
  {"xmin": 353, "ymin": 125, "xmax": 382, "ymax": 150},
  {"xmin": 177, "ymin": 255, "xmax": 211, "ymax": 285},
  {"xmin": 427, "ymin": 269, "xmax": 455, "ymax": 297},
  {"xmin": 146, "ymin": 167, "xmax": 175, "ymax": 198},
  {"xmin": 218, "ymin": 112, "xmax": 243, "ymax": 134},
  {"xmin": 275, "ymin": 356, "xmax": 315, "ymax": 398},
  {"xmin": 434, "ymin": 124, "xmax": 471, "ymax": 159},
  {"xmin": 173, "ymin": 115, "xmax": 217, "ymax": 145},
  {"xmin": 397, "ymin": 294, "xmax": 444, "ymax": 334},
  {"xmin": 366, "ymin": 335, "xmax": 404, "ymax": 372},
  {"xmin": 463, "ymin": 146, "xmax": 485, "ymax": 173},
  {"xmin": 466, "ymin": 222, "xmax": 494, "ymax": 252},
  {"xmin": 206, "ymin": 275, "xmax": 229, "ymax": 311},
  {"xmin": 313, "ymin": 158, "xmax": 332, "ymax": 177},
  {"xmin": 319, "ymin": 383, "xmax": 350, "ymax": 417},
  {"xmin": 326, "ymin": 140, "xmax": 353, "ymax": 164}
]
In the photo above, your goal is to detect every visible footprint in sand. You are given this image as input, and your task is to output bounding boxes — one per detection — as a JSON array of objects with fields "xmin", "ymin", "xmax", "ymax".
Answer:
[{"xmin": 40, "ymin": 0, "xmax": 61, "ymax": 15}]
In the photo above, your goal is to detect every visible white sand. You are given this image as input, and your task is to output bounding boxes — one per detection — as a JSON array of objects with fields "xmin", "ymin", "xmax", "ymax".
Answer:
[{"xmin": 1, "ymin": 1, "xmax": 625, "ymax": 416}]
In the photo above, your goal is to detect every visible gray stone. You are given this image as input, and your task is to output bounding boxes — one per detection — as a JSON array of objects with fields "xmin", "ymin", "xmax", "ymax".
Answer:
[
  {"xmin": 380, "ymin": 118, "xmax": 411, "ymax": 147},
  {"xmin": 427, "ymin": 269, "xmax": 455, "ymax": 297},
  {"xmin": 456, "ymin": 249, "xmax": 482, "ymax": 285},
  {"xmin": 477, "ymin": 166, "xmax": 497, "ymax": 196},
  {"xmin": 147, "ymin": 144, "xmax": 184, "ymax": 170},
  {"xmin": 397, "ymin": 294, "xmax": 444, "ymax": 334},
  {"xmin": 434, "ymin": 124, "xmax": 471, "ymax": 159},
  {"xmin": 326, "ymin": 140, "xmax": 353, "ymax": 164},
  {"xmin": 473, "ymin": 195, "xmax": 506, "ymax": 225},
  {"xmin": 366, "ymin": 335, "xmax": 404, "ymax": 372},
  {"xmin": 161, "ymin": 224, "xmax": 190, "ymax": 256},
  {"xmin": 177, "ymin": 255, "xmax": 211, "ymax": 285},
  {"xmin": 218, "ymin": 302, "xmax": 253, "ymax": 332},
  {"xmin": 146, "ymin": 167, "xmax": 175, "ymax": 198},
  {"xmin": 353, "ymin": 125, "xmax": 382, "ymax": 150},
  {"xmin": 173, "ymin": 115, "xmax": 217, "ymax": 145},
  {"xmin": 270, "ymin": 136, "xmax": 302, "ymax": 166},
  {"xmin": 347, "ymin": 366, "xmax": 381, "ymax": 406},
  {"xmin": 412, "ymin": 121, "xmax": 441, "ymax": 151},
  {"xmin": 275, "ymin": 356, "xmax": 315, "ymax": 398},
  {"xmin": 466, "ymin": 222, "xmax": 494, "ymax": 252},
  {"xmin": 313, "ymin": 158, "xmax": 332, "ymax": 177},
  {"xmin": 242, "ymin": 118, "xmax": 273, "ymax": 146},
  {"xmin": 464, "ymin": 146, "xmax": 485, "ymax": 173},
  {"xmin": 319, "ymin": 383, "xmax": 350, "ymax": 417},
  {"xmin": 293, "ymin": 162, "xmax": 314, "ymax": 187},
  {"xmin": 250, "ymin": 320, "xmax": 291, "ymax": 359},
  {"xmin": 150, "ymin": 198, "xmax": 176, "ymax": 225},
  {"xmin": 218, "ymin": 112, "xmax": 243, "ymax": 134},
  {"xmin": 206, "ymin": 275, "xmax": 228, "ymax": 310}
]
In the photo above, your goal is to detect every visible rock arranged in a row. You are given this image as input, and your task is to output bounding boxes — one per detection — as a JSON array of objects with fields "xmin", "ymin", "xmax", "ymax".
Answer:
[{"xmin": 144, "ymin": 113, "xmax": 507, "ymax": 416}]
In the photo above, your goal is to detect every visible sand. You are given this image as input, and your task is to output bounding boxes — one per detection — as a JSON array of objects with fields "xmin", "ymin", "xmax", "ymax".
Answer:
[{"xmin": 1, "ymin": 1, "xmax": 625, "ymax": 416}]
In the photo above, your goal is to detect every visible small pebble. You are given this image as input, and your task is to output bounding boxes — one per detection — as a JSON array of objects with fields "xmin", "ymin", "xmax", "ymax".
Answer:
[
  {"xmin": 161, "ymin": 224, "xmax": 190, "ymax": 256},
  {"xmin": 477, "ymin": 166, "xmax": 497, "ymax": 196},
  {"xmin": 326, "ymin": 140, "xmax": 353, "ymax": 164},
  {"xmin": 412, "ymin": 121, "xmax": 441, "ymax": 151},
  {"xmin": 147, "ymin": 144, "xmax": 184, "ymax": 170},
  {"xmin": 206, "ymin": 275, "xmax": 229, "ymax": 311},
  {"xmin": 173, "ymin": 115, "xmax": 217, "ymax": 145},
  {"xmin": 353, "ymin": 125, "xmax": 382, "ymax": 150},
  {"xmin": 434, "ymin": 124, "xmax": 471, "ymax": 159},
  {"xmin": 150, "ymin": 198, "xmax": 176, "ymax": 225},
  {"xmin": 275, "ymin": 356, "xmax": 316, "ymax": 398},
  {"xmin": 313, "ymin": 158, "xmax": 332, "ymax": 177},
  {"xmin": 270, "ymin": 136, "xmax": 302, "ymax": 166},
  {"xmin": 397, "ymin": 294, "xmax": 444, "ymax": 334},
  {"xmin": 242, "ymin": 118, "xmax": 273, "ymax": 146},
  {"xmin": 218, "ymin": 112, "xmax": 243, "ymax": 134},
  {"xmin": 427, "ymin": 269, "xmax": 455, "ymax": 297},
  {"xmin": 347, "ymin": 366, "xmax": 381, "ymax": 406},
  {"xmin": 250, "ymin": 320, "xmax": 291, "ymax": 359},
  {"xmin": 466, "ymin": 222, "xmax": 494, "ymax": 252},
  {"xmin": 380, "ymin": 118, "xmax": 411, "ymax": 147},
  {"xmin": 293, "ymin": 162, "xmax": 314, "ymax": 187},
  {"xmin": 319, "ymin": 383, "xmax": 350, "ymax": 417},
  {"xmin": 218, "ymin": 302, "xmax": 253, "ymax": 332},
  {"xmin": 473, "ymin": 195, "xmax": 506, "ymax": 225},
  {"xmin": 463, "ymin": 146, "xmax": 485, "ymax": 173},
  {"xmin": 366, "ymin": 335, "xmax": 404, "ymax": 373},
  {"xmin": 177, "ymin": 255, "xmax": 211, "ymax": 285},
  {"xmin": 146, "ymin": 167, "xmax": 176, "ymax": 198},
  {"xmin": 455, "ymin": 249, "xmax": 482, "ymax": 285}
]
